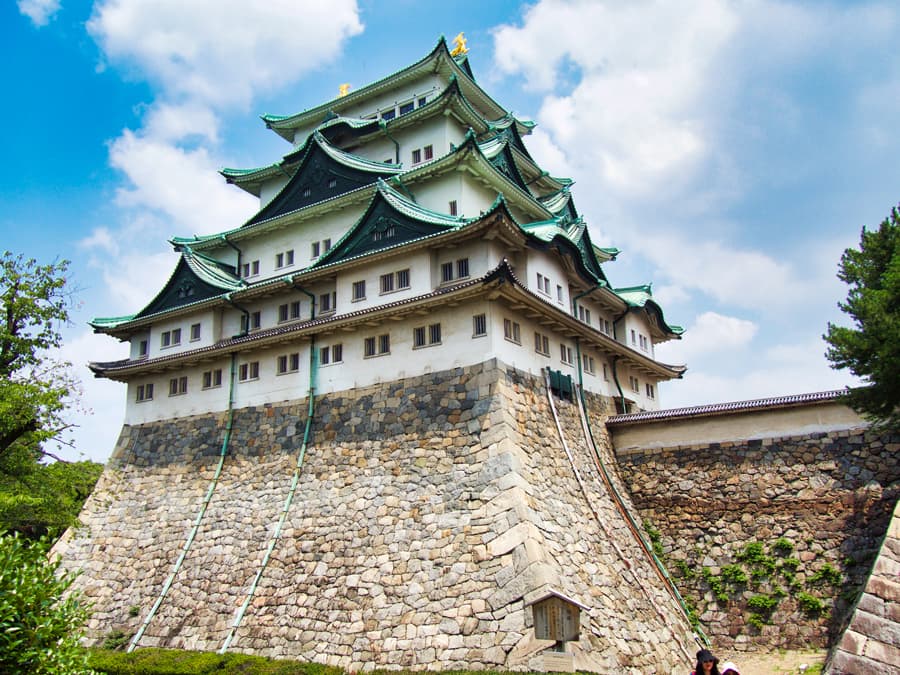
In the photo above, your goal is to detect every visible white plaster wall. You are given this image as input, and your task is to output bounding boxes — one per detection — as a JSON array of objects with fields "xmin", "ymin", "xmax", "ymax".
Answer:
[
  {"xmin": 524, "ymin": 251, "xmax": 569, "ymax": 311},
  {"xmin": 258, "ymin": 175, "xmax": 290, "ymax": 208}
]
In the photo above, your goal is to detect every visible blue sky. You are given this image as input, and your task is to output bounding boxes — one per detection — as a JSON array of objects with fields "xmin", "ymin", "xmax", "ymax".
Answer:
[{"xmin": 4, "ymin": 1, "xmax": 899, "ymax": 463}]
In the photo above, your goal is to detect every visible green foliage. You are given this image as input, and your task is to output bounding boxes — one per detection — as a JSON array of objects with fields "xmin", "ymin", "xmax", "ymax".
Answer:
[
  {"xmin": 824, "ymin": 205, "xmax": 900, "ymax": 429},
  {"xmin": 0, "ymin": 252, "xmax": 78, "ymax": 463},
  {"xmin": 0, "ymin": 532, "xmax": 91, "ymax": 673},
  {"xmin": 642, "ymin": 519, "xmax": 665, "ymax": 558},
  {"xmin": 809, "ymin": 562, "xmax": 842, "ymax": 587},
  {"xmin": 673, "ymin": 558, "xmax": 696, "ymax": 580},
  {"xmin": 88, "ymin": 647, "xmax": 348, "ymax": 674},
  {"xmin": 796, "ymin": 591, "xmax": 826, "ymax": 617},
  {"xmin": 0, "ymin": 460, "xmax": 103, "ymax": 540},
  {"xmin": 720, "ymin": 564, "xmax": 748, "ymax": 586},
  {"xmin": 773, "ymin": 537, "xmax": 794, "ymax": 555},
  {"xmin": 102, "ymin": 629, "xmax": 131, "ymax": 651}
]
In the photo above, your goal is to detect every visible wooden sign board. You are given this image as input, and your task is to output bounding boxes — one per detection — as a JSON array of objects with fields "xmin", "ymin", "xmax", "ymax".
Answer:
[{"xmin": 532, "ymin": 595, "xmax": 581, "ymax": 642}]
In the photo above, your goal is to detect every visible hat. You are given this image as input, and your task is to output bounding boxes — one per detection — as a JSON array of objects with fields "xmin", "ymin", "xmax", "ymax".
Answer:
[
  {"xmin": 720, "ymin": 662, "xmax": 740, "ymax": 675},
  {"xmin": 696, "ymin": 649, "xmax": 718, "ymax": 664}
]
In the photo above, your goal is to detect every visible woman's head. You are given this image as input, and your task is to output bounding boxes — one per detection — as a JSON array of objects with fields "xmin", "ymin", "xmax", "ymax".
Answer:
[
  {"xmin": 695, "ymin": 649, "xmax": 719, "ymax": 675},
  {"xmin": 719, "ymin": 661, "xmax": 740, "ymax": 675}
]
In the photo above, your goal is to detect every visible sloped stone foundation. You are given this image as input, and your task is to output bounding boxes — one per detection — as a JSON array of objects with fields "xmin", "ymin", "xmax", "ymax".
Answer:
[{"xmin": 55, "ymin": 360, "xmax": 695, "ymax": 672}]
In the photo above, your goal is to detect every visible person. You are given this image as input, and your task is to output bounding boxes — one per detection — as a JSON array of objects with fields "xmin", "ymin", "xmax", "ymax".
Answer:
[
  {"xmin": 691, "ymin": 649, "xmax": 721, "ymax": 675},
  {"xmin": 719, "ymin": 661, "xmax": 740, "ymax": 675}
]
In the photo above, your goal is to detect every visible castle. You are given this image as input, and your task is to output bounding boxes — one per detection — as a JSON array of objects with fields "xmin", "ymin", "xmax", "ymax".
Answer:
[
  {"xmin": 88, "ymin": 35, "xmax": 684, "ymax": 426},
  {"xmin": 56, "ymin": 35, "xmax": 899, "ymax": 674}
]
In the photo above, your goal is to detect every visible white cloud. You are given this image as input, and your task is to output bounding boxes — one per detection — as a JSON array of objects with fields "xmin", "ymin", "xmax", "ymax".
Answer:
[
  {"xmin": 51, "ymin": 330, "xmax": 127, "ymax": 463},
  {"xmin": 656, "ymin": 311, "xmax": 757, "ymax": 365},
  {"xmin": 109, "ymin": 130, "xmax": 257, "ymax": 235},
  {"xmin": 143, "ymin": 101, "xmax": 221, "ymax": 144},
  {"xmin": 87, "ymin": 0, "xmax": 364, "ymax": 109},
  {"xmin": 493, "ymin": 0, "xmax": 738, "ymax": 195},
  {"xmin": 79, "ymin": 227, "xmax": 119, "ymax": 255},
  {"xmin": 661, "ymin": 334, "xmax": 858, "ymax": 409},
  {"xmin": 18, "ymin": 0, "xmax": 60, "ymax": 26}
]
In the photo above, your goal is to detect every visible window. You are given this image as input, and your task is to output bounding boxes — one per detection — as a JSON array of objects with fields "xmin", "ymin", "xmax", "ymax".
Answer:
[
  {"xmin": 320, "ymin": 343, "xmax": 343, "ymax": 365},
  {"xmin": 583, "ymin": 355, "xmax": 596, "ymax": 375},
  {"xmin": 411, "ymin": 148, "xmax": 422, "ymax": 164},
  {"xmin": 380, "ymin": 269, "xmax": 409, "ymax": 294},
  {"xmin": 629, "ymin": 375, "xmax": 640, "ymax": 393},
  {"xmin": 414, "ymin": 323, "xmax": 441, "ymax": 348},
  {"xmin": 136, "ymin": 383, "xmax": 154, "ymax": 402},
  {"xmin": 277, "ymin": 353, "xmax": 300, "ymax": 374},
  {"xmin": 381, "ymin": 109, "xmax": 395, "ymax": 121},
  {"xmin": 138, "ymin": 339, "xmax": 148, "ymax": 357},
  {"xmin": 536, "ymin": 273, "xmax": 550, "ymax": 295},
  {"xmin": 399, "ymin": 101, "xmax": 414, "ymax": 115},
  {"xmin": 327, "ymin": 178, "xmax": 337, "ymax": 189},
  {"xmin": 560, "ymin": 344, "xmax": 574, "ymax": 365},
  {"xmin": 441, "ymin": 262, "xmax": 454, "ymax": 283},
  {"xmin": 275, "ymin": 250, "xmax": 295, "ymax": 268},
  {"xmin": 169, "ymin": 376, "xmax": 188, "ymax": 396},
  {"xmin": 319, "ymin": 291, "xmax": 336, "ymax": 313},
  {"xmin": 190, "ymin": 323, "xmax": 201, "ymax": 341},
  {"xmin": 242, "ymin": 260, "xmax": 260, "ymax": 277},
  {"xmin": 473, "ymin": 313, "xmax": 487, "ymax": 337},
  {"xmin": 160, "ymin": 328, "xmax": 181, "ymax": 348},
  {"xmin": 380, "ymin": 272, "xmax": 394, "ymax": 294},
  {"xmin": 423, "ymin": 144, "xmax": 433, "ymax": 160},
  {"xmin": 417, "ymin": 96, "xmax": 427, "ymax": 107},
  {"xmin": 578, "ymin": 306, "xmax": 591, "ymax": 325},
  {"xmin": 557, "ymin": 285, "xmax": 564, "ymax": 303},
  {"xmin": 645, "ymin": 383, "xmax": 655, "ymax": 399},
  {"xmin": 311, "ymin": 241, "xmax": 321, "ymax": 258},
  {"xmin": 278, "ymin": 301, "xmax": 302, "ymax": 323},
  {"xmin": 239, "ymin": 361, "xmax": 260, "ymax": 381},
  {"xmin": 448, "ymin": 200, "xmax": 458, "ymax": 216},
  {"xmin": 242, "ymin": 310, "xmax": 262, "ymax": 332},
  {"xmin": 202, "ymin": 369, "xmax": 223, "ymax": 389},
  {"xmin": 364, "ymin": 334, "xmax": 390, "ymax": 358},
  {"xmin": 639, "ymin": 334, "xmax": 649, "ymax": 352},
  {"xmin": 456, "ymin": 258, "xmax": 469, "ymax": 279},
  {"xmin": 352, "ymin": 280, "xmax": 366, "ymax": 301},
  {"xmin": 631, "ymin": 329, "xmax": 637, "ymax": 346},
  {"xmin": 601, "ymin": 319, "xmax": 612, "ymax": 336},
  {"xmin": 302, "ymin": 187, "xmax": 312, "ymax": 198},
  {"xmin": 603, "ymin": 363, "xmax": 610, "ymax": 381},
  {"xmin": 324, "ymin": 238, "xmax": 331, "ymax": 251},
  {"xmin": 503, "ymin": 318, "xmax": 521, "ymax": 344},
  {"xmin": 534, "ymin": 332, "xmax": 550, "ymax": 356}
]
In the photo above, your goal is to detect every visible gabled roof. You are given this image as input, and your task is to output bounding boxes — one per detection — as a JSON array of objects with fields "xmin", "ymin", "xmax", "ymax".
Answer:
[
  {"xmin": 539, "ymin": 188, "xmax": 579, "ymax": 221},
  {"xmin": 261, "ymin": 37, "xmax": 513, "ymax": 142},
  {"xmin": 91, "ymin": 249, "xmax": 242, "ymax": 329},
  {"xmin": 244, "ymin": 132, "xmax": 402, "ymax": 226},
  {"xmin": 614, "ymin": 284, "xmax": 684, "ymax": 338},
  {"xmin": 520, "ymin": 217, "xmax": 609, "ymax": 286},
  {"xmin": 312, "ymin": 180, "xmax": 472, "ymax": 267}
]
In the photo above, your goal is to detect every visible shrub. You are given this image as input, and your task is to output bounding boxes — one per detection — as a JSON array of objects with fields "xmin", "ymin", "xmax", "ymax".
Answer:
[
  {"xmin": 0, "ymin": 532, "xmax": 91, "ymax": 673},
  {"xmin": 797, "ymin": 591, "xmax": 826, "ymax": 617},
  {"xmin": 773, "ymin": 537, "xmax": 794, "ymax": 555},
  {"xmin": 809, "ymin": 563, "xmax": 842, "ymax": 587},
  {"xmin": 89, "ymin": 648, "xmax": 348, "ymax": 674}
]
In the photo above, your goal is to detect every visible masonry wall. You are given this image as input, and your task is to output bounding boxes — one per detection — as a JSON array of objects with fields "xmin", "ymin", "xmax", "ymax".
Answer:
[
  {"xmin": 612, "ymin": 415, "xmax": 900, "ymax": 652},
  {"xmin": 55, "ymin": 360, "xmax": 696, "ymax": 673}
]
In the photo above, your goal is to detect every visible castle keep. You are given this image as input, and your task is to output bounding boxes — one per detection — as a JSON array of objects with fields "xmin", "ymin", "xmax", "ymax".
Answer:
[{"xmin": 54, "ymin": 35, "xmax": 899, "ymax": 673}]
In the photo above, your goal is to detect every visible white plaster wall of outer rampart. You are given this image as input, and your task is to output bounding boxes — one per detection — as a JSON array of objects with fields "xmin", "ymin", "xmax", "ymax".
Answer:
[
  {"xmin": 611, "ymin": 401, "xmax": 869, "ymax": 453},
  {"xmin": 56, "ymin": 361, "xmax": 695, "ymax": 672}
]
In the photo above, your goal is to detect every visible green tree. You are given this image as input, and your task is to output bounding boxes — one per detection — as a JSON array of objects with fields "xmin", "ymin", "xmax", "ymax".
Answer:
[
  {"xmin": 0, "ymin": 252, "xmax": 102, "ymax": 540},
  {"xmin": 0, "ymin": 532, "xmax": 92, "ymax": 673},
  {"xmin": 824, "ymin": 205, "xmax": 900, "ymax": 429},
  {"xmin": 0, "ymin": 252, "xmax": 77, "ymax": 463}
]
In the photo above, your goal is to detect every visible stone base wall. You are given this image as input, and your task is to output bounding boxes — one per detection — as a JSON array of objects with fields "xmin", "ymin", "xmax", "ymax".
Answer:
[
  {"xmin": 826, "ymin": 500, "xmax": 900, "ymax": 674},
  {"xmin": 55, "ymin": 360, "xmax": 695, "ymax": 673},
  {"xmin": 614, "ymin": 427, "xmax": 900, "ymax": 652}
]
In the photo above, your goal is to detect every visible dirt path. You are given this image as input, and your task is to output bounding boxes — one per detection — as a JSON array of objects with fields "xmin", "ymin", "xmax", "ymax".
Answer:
[{"xmin": 720, "ymin": 649, "xmax": 827, "ymax": 675}]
